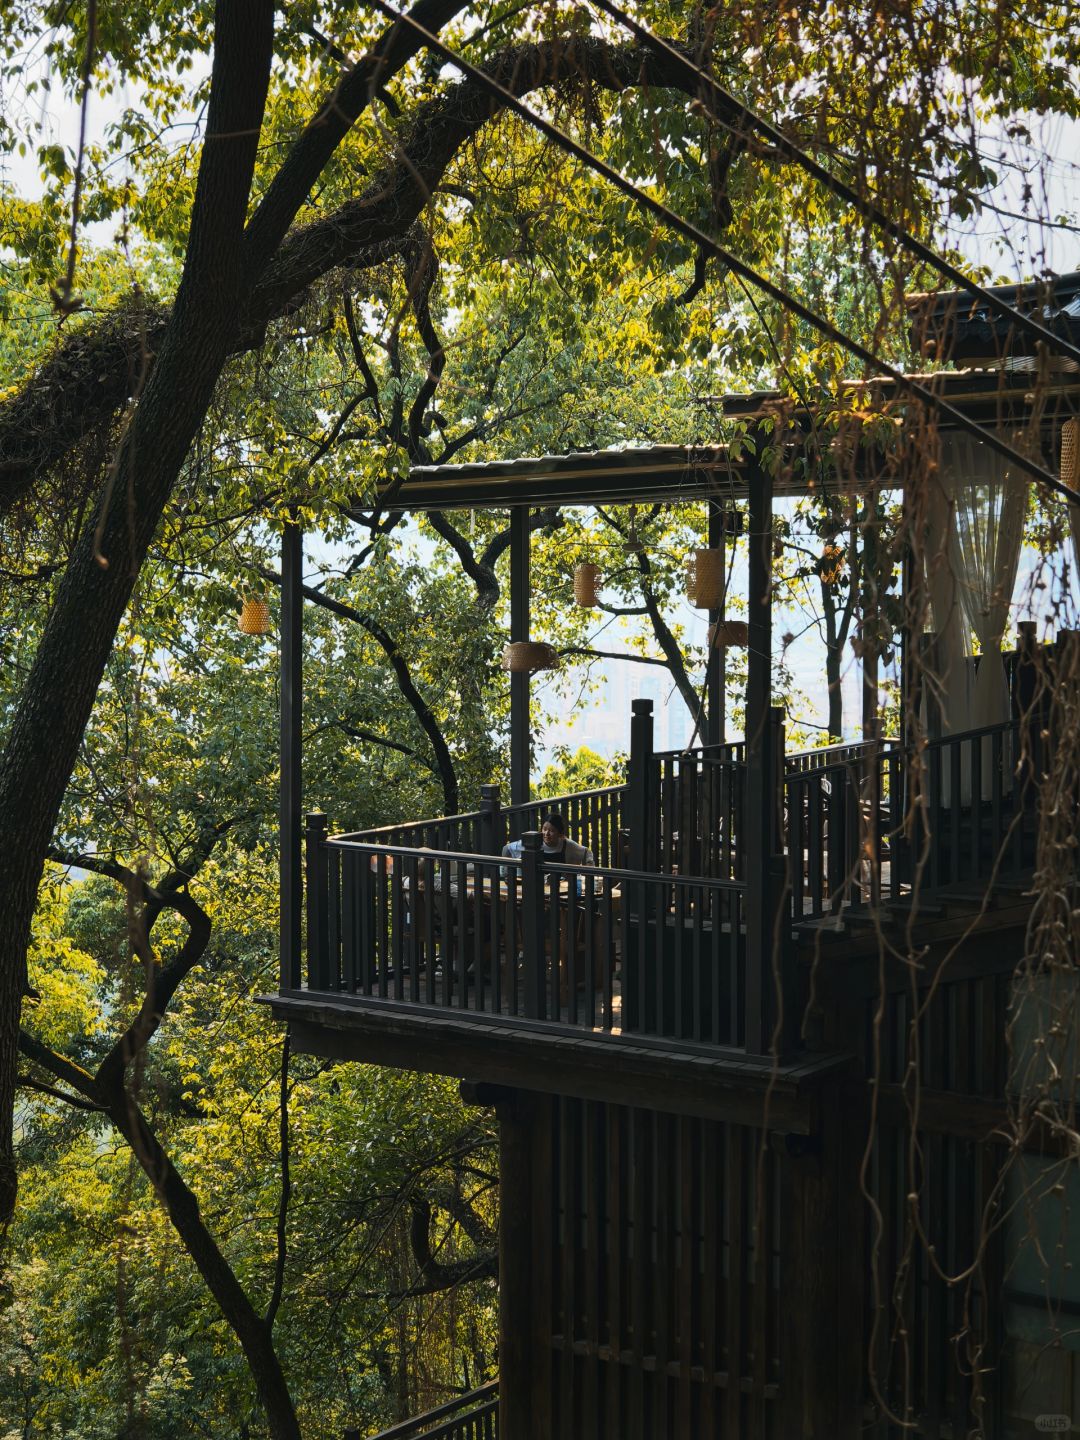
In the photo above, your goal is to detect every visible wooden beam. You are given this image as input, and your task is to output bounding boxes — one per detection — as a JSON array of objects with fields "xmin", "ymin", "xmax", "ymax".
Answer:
[
  {"xmin": 498, "ymin": 1090, "xmax": 536, "ymax": 1440},
  {"xmin": 744, "ymin": 453, "xmax": 774, "ymax": 1054},
  {"xmin": 268, "ymin": 997, "xmax": 846, "ymax": 1131},
  {"xmin": 706, "ymin": 501, "xmax": 726, "ymax": 747},
  {"xmin": 279, "ymin": 516, "xmax": 303, "ymax": 989},
  {"xmin": 510, "ymin": 506, "xmax": 530, "ymax": 805}
]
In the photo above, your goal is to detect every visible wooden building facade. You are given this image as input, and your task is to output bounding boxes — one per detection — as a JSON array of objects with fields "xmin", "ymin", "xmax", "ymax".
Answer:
[{"xmin": 265, "ymin": 335, "xmax": 1080, "ymax": 1438}]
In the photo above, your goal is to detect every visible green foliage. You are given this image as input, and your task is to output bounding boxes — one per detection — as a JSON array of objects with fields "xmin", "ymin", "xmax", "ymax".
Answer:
[{"xmin": 2, "ymin": 0, "xmax": 1076, "ymax": 1429}]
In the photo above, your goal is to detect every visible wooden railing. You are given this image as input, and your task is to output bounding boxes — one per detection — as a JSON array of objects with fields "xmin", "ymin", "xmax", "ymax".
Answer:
[
  {"xmin": 337, "ymin": 808, "xmax": 489, "ymax": 855},
  {"xmin": 504, "ymin": 784, "xmax": 625, "ymax": 868},
  {"xmin": 357, "ymin": 1381, "xmax": 498, "ymax": 1440},
  {"xmin": 298, "ymin": 686, "xmax": 1056, "ymax": 1058},
  {"xmin": 304, "ymin": 822, "xmax": 749, "ymax": 1047},
  {"xmin": 338, "ymin": 786, "xmax": 626, "ymax": 872}
]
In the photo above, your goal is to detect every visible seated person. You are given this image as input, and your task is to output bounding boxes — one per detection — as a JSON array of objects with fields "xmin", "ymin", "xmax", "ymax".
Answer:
[{"xmin": 540, "ymin": 810, "xmax": 594, "ymax": 866}]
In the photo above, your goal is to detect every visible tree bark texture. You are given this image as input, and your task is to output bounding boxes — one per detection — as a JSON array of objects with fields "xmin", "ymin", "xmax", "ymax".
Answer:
[
  {"xmin": 0, "ymin": 26, "xmax": 732, "ymax": 1226},
  {"xmin": 0, "ymin": 39, "xmax": 713, "ymax": 521},
  {"xmin": 0, "ymin": 0, "xmax": 278, "ymax": 1225}
]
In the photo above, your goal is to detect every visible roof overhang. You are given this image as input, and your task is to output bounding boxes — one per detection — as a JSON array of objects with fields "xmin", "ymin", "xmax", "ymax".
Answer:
[{"xmin": 354, "ymin": 370, "xmax": 1079, "ymax": 516}]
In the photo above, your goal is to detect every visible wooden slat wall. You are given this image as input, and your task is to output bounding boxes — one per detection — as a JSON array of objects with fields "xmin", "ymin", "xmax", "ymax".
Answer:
[
  {"xmin": 531, "ymin": 1096, "xmax": 781, "ymax": 1440},
  {"xmin": 857, "ymin": 970, "xmax": 1011, "ymax": 1438}
]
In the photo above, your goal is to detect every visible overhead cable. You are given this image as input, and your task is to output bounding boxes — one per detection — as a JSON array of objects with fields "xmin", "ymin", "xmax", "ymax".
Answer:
[
  {"xmin": 365, "ymin": 0, "xmax": 1080, "ymax": 504},
  {"xmin": 590, "ymin": 0, "xmax": 1080, "ymax": 370}
]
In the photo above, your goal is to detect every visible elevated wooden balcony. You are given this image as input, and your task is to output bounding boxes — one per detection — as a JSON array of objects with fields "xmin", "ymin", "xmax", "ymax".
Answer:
[{"xmin": 267, "ymin": 648, "xmax": 1057, "ymax": 1120}]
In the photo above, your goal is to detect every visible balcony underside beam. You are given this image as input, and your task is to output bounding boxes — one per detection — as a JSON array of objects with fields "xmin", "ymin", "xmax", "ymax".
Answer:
[{"xmin": 263, "ymin": 992, "xmax": 851, "ymax": 1132}]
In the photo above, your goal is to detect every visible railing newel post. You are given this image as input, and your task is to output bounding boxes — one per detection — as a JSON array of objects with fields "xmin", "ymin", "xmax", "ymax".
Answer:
[
  {"xmin": 479, "ymin": 783, "xmax": 503, "ymax": 856},
  {"xmin": 304, "ymin": 811, "xmax": 329, "ymax": 992},
  {"xmin": 628, "ymin": 699, "xmax": 655, "ymax": 873},
  {"xmin": 521, "ymin": 831, "xmax": 546, "ymax": 1020}
]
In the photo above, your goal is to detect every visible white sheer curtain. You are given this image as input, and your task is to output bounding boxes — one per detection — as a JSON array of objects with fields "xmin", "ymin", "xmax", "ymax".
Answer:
[
  {"xmin": 925, "ymin": 470, "xmax": 972, "ymax": 737},
  {"xmin": 939, "ymin": 430, "xmax": 1027, "ymax": 734}
]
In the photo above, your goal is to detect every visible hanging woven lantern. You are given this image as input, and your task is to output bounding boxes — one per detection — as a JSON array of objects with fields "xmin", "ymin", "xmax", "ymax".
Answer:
[
  {"xmin": 573, "ymin": 562, "xmax": 601, "ymax": 607},
  {"xmin": 238, "ymin": 595, "xmax": 271, "ymax": 636},
  {"xmin": 708, "ymin": 619, "xmax": 749, "ymax": 648},
  {"xmin": 501, "ymin": 641, "xmax": 560, "ymax": 674},
  {"xmin": 686, "ymin": 547, "xmax": 724, "ymax": 609},
  {"xmin": 1062, "ymin": 417, "xmax": 1080, "ymax": 489}
]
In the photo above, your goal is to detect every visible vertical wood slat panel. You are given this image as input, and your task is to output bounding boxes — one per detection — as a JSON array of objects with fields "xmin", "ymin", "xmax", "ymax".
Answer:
[
  {"xmin": 677, "ymin": 1114, "xmax": 694, "ymax": 1433},
  {"xmin": 584, "ymin": 1104, "xmax": 600, "ymax": 1437},
  {"xmin": 725, "ymin": 1123, "xmax": 744, "ymax": 1439},
  {"xmin": 629, "ymin": 1106, "xmax": 648, "ymax": 1440},
  {"xmin": 560, "ymin": 1097, "xmax": 576, "ymax": 1433},
  {"xmin": 654, "ymin": 1112, "xmax": 672, "ymax": 1438},
  {"xmin": 341, "ymin": 848, "xmax": 357, "ymax": 993},
  {"xmin": 529, "ymin": 1101, "xmax": 794, "ymax": 1440},
  {"xmin": 702, "ymin": 1117, "xmax": 718, "ymax": 1438},
  {"xmin": 532, "ymin": 1097, "xmax": 554, "ymax": 1440}
]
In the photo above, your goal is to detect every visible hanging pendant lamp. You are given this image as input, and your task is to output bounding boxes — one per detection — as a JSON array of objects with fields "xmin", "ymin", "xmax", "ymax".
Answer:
[
  {"xmin": 686, "ymin": 548, "xmax": 724, "ymax": 609},
  {"xmin": 573, "ymin": 562, "xmax": 601, "ymax": 607},
  {"xmin": 502, "ymin": 641, "xmax": 559, "ymax": 674},
  {"xmin": 238, "ymin": 595, "xmax": 271, "ymax": 635}
]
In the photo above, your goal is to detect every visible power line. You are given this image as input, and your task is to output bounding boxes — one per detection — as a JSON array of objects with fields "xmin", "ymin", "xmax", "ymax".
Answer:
[
  {"xmin": 365, "ymin": 1, "xmax": 1080, "ymax": 504},
  {"xmin": 589, "ymin": 0, "xmax": 1080, "ymax": 370}
]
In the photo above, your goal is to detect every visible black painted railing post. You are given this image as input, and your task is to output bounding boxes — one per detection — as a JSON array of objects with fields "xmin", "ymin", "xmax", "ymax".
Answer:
[
  {"xmin": 521, "ymin": 831, "xmax": 546, "ymax": 1020},
  {"xmin": 479, "ymin": 783, "xmax": 503, "ymax": 856},
  {"xmin": 628, "ymin": 698, "xmax": 654, "ymax": 872},
  {"xmin": 304, "ymin": 811, "xmax": 329, "ymax": 992},
  {"xmin": 767, "ymin": 708, "xmax": 799, "ymax": 1057}
]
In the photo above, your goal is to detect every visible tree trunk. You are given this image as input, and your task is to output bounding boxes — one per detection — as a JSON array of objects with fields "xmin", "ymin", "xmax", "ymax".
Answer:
[
  {"xmin": 104, "ymin": 1090, "xmax": 303, "ymax": 1440},
  {"xmin": 0, "ymin": 0, "xmax": 277, "ymax": 1225}
]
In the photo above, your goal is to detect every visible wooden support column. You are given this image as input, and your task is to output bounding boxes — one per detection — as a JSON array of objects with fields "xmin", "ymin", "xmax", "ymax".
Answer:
[
  {"xmin": 497, "ymin": 1089, "xmax": 538, "ymax": 1440},
  {"xmin": 706, "ymin": 500, "xmax": 726, "ymax": 748},
  {"xmin": 744, "ymin": 453, "xmax": 775, "ymax": 1054},
  {"xmin": 479, "ymin": 783, "xmax": 503, "ymax": 855},
  {"xmin": 777, "ymin": 1081, "xmax": 845, "ymax": 1438},
  {"xmin": 899, "ymin": 542, "xmax": 916, "ymax": 751},
  {"xmin": 627, "ymin": 698, "xmax": 655, "ymax": 873},
  {"xmin": 279, "ymin": 515, "xmax": 303, "ymax": 990},
  {"xmin": 510, "ymin": 506, "xmax": 531, "ymax": 806},
  {"xmin": 520, "ymin": 831, "xmax": 546, "ymax": 1021}
]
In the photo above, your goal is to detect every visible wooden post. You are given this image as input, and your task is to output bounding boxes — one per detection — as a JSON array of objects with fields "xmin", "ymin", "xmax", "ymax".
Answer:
[
  {"xmin": 510, "ymin": 507, "xmax": 531, "ymax": 806},
  {"xmin": 497, "ymin": 1089, "xmax": 536, "ymax": 1440},
  {"xmin": 627, "ymin": 698, "xmax": 654, "ymax": 873},
  {"xmin": 304, "ymin": 811, "xmax": 329, "ymax": 991},
  {"xmin": 860, "ymin": 500, "xmax": 880, "ymax": 744},
  {"xmin": 706, "ymin": 501, "xmax": 726, "ymax": 748},
  {"xmin": 479, "ymin": 783, "xmax": 503, "ymax": 855},
  {"xmin": 280, "ymin": 515, "xmax": 303, "ymax": 990},
  {"xmin": 744, "ymin": 452, "xmax": 774, "ymax": 1054},
  {"xmin": 520, "ymin": 831, "xmax": 546, "ymax": 1020},
  {"xmin": 899, "ymin": 541, "xmax": 916, "ymax": 751},
  {"xmin": 777, "ymin": 1083, "xmax": 842, "ymax": 1438}
]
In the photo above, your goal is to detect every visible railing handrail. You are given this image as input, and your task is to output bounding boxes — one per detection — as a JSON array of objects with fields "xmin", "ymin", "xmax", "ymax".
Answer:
[
  {"xmin": 361, "ymin": 1381, "xmax": 498, "ymax": 1440},
  {"xmin": 324, "ymin": 836, "xmax": 746, "ymax": 893},
  {"xmin": 327, "ymin": 838, "xmax": 522, "ymax": 865},
  {"xmin": 922, "ymin": 717, "xmax": 1019, "ymax": 748},
  {"xmin": 505, "ymin": 782, "xmax": 626, "ymax": 812},
  {"xmin": 785, "ymin": 735, "xmax": 900, "ymax": 767}
]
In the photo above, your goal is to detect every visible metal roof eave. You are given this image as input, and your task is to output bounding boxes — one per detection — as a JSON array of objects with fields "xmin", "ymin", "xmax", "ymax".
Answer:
[{"xmin": 358, "ymin": 443, "xmax": 865, "ymax": 515}]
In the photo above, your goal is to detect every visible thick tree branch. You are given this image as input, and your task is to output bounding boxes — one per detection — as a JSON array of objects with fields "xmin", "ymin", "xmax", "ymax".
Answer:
[
  {"xmin": 407, "ymin": 1195, "xmax": 498, "ymax": 1296},
  {"xmin": 1, "ymin": 38, "xmax": 708, "ymax": 519},
  {"xmin": 264, "ymin": 1033, "xmax": 291, "ymax": 1332},
  {"xmin": 561, "ymin": 646, "xmax": 673, "ymax": 667},
  {"xmin": 16, "ymin": 1072, "xmax": 104, "ymax": 1112},
  {"xmin": 263, "ymin": 573, "xmax": 459, "ymax": 812}
]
